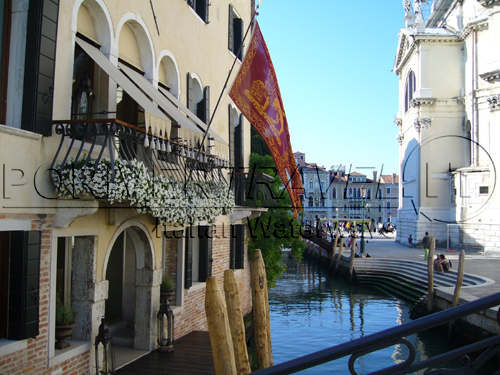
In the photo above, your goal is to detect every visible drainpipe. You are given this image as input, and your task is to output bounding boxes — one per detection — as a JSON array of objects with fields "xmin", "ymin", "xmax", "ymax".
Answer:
[{"xmin": 472, "ymin": 29, "xmax": 479, "ymax": 166}]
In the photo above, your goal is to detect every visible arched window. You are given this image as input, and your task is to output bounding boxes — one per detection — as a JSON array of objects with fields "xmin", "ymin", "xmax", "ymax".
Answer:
[
  {"xmin": 356, "ymin": 188, "xmax": 360, "ymax": 198},
  {"xmin": 349, "ymin": 188, "xmax": 352, "ymax": 197},
  {"xmin": 308, "ymin": 197, "xmax": 313, "ymax": 207},
  {"xmin": 343, "ymin": 204, "xmax": 347, "ymax": 211},
  {"xmin": 367, "ymin": 188, "xmax": 371, "ymax": 199},
  {"xmin": 315, "ymin": 197, "xmax": 319, "ymax": 207},
  {"xmin": 332, "ymin": 187, "xmax": 337, "ymax": 199},
  {"xmin": 343, "ymin": 188, "xmax": 347, "ymax": 199},
  {"xmin": 405, "ymin": 70, "xmax": 416, "ymax": 112}
]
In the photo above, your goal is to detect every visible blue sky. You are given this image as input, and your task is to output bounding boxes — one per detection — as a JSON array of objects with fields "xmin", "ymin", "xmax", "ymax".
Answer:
[{"xmin": 256, "ymin": 1, "xmax": 411, "ymax": 176}]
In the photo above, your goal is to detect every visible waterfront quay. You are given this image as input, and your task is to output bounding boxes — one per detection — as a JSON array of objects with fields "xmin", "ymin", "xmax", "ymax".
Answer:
[{"xmin": 304, "ymin": 232, "xmax": 500, "ymax": 336}]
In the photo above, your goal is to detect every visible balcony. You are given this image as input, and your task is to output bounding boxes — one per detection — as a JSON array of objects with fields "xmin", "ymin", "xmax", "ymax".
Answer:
[{"xmin": 49, "ymin": 119, "xmax": 233, "ymax": 225}]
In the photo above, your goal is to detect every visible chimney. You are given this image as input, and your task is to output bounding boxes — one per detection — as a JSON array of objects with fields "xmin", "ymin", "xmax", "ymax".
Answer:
[
  {"xmin": 373, "ymin": 171, "xmax": 377, "ymax": 182},
  {"xmin": 392, "ymin": 173, "xmax": 397, "ymax": 183}
]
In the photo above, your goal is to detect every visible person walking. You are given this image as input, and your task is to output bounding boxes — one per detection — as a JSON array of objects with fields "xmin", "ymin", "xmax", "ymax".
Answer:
[{"xmin": 422, "ymin": 232, "xmax": 430, "ymax": 260}]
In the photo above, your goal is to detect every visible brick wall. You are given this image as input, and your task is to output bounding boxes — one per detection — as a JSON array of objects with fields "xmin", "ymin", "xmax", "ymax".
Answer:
[
  {"xmin": 173, "ymin": 223, "xmax": 252, "ymax": 339},
  {"xmin": 0, "ymin": 215, "xmax": 90, "ymax": 375}
]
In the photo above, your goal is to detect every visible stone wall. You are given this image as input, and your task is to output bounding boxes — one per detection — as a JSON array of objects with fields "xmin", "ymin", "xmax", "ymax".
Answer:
[{"xmin": 0, "ymin": 214, "xmax": 90, "ymax": 375}]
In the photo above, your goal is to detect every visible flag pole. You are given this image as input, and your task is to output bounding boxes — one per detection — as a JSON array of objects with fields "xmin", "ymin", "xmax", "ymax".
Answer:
[{"xmin": 189, "ymin": 3, "xmax": 260, "ymax": 182}]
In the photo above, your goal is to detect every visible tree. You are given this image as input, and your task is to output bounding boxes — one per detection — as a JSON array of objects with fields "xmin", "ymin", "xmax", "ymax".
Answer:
[{"xmin": 247, "ymin": 152, "xmax": 304, "ymax": 287}]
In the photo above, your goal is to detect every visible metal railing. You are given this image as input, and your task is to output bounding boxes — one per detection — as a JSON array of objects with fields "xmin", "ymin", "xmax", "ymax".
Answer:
[
  {"xmin": 252, "ymin": 291, "xmax": 500, "ymax": 375},
  {"xmin": 50, "ymin": 119, "xmax": 229, "ymax": 185}
]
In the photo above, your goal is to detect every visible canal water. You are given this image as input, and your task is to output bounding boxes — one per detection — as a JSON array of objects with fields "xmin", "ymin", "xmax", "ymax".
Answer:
[{"xmin": 267, "ymin": 255, "xmax": 482, "ymax": 375}]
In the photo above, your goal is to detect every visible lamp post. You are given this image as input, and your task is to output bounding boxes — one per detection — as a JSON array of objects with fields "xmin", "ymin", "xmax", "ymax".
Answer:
[
  {"xmin": 94, "ymin": 317, "xmax": 115, "ymax": 375},
  {"xmin": 360, "ymin": 187, "xmax": 369, "ymax": 255}
]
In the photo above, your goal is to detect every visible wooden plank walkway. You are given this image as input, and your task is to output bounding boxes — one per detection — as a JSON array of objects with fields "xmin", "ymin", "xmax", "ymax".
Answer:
[{"xmin": 116, "ymin": 331, "xmax": 215, "ymax": 375}]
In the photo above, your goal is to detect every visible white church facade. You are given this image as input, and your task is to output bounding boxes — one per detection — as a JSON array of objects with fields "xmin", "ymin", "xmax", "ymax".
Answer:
[{"xmin": 395, "ymin": 0, "xmax": 500, "ymax": 254}]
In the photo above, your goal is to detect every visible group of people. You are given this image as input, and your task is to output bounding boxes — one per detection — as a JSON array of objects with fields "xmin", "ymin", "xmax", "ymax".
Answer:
[{"xmin": 409, "ymin": 232, "xmax": 452, "ymax": 272}]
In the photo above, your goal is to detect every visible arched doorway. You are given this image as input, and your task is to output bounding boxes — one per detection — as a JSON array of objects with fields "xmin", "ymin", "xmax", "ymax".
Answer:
[{"xmin": 104, "ymin": 224, "xmax": 157, "ymax": 351}]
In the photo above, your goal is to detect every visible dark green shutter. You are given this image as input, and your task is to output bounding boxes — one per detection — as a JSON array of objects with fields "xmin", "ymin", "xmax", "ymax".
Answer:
[
  {"xmin": 204, "ymin": 86, "xmax": 210, "ymax": 125},
  {"xmin": 185, "ymin": 227, "xmax": 193, "ymax": 289},
  {"xmin": 187, "ymin": 73, "xmax": 193, "ymax": 112},
  {"xmin": 234, "ymin": 115, "xmax": 244, "ymax": 205},
  {"xmin": 22, "ymin": 0, "xmax": 59, "ymax": 135},
  {"xmin": 198, "ymin": 226, "xmax": 213, "ymax": 282},
  {"xmin": 203, "ymin": 0, "xmax": 210, "ymax": 23},
  {"xmin": 8, "ymin": 231, "xmax": 41, "ymax": 340},
  {"xmin": 234, "ymin": 225, "xmax": 245, "ymax": 269},
  {"xmin": 234, "ymin": 17, "xmax": 243, "ymax": 60},
  {"xmin": 229, "ymin": 225, "xmax": 235, "ymax": 270},
  {"xmin": 229, "ymin": 106, "xmax": 235, "ymax": 168},
  {"xmin": 228, "ymin": 4, "xmax": 234, "ymax": 52}
]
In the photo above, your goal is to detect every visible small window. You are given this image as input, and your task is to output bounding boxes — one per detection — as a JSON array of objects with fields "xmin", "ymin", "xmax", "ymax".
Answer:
[
  {"xmin": 188, "ymin": 0, "xmax": 209, "ymax": 23},
  {"xmin": 300, "ymin": 156, "xmax": 304, "ymax": 160},
  {"xmin": 405, "ymin": 70, "xmax": 416, "ymax": 112},
  {"xmin": 387, "ymin": 202, "xmax": 391, "ymax": 210},
  {"xmin": 228, "ymin": 5, "xmax": 243, "ymax": 59},
  {"xmin": 479, "ymin": 186, "xmax": 489, "ymax": 195},
  {"xmin": 387, "ymin": 187, "xmax": 391, "ymax": 194}
]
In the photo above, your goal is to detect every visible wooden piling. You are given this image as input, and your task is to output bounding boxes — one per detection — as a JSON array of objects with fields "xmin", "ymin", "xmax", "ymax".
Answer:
[
  {"xmin": 224, "ymin": 270, "xmax": 251, "ymax": 375},
  {"xmin": 448, "ymin": 250, "xmax": 466, "ymax": 337},
  {"xmin": 335, "ymin": 236, "xmax": 345, "ymax": 273},
  {"xmin": 205, "ymin": 277, "xmax": 237, "ymax": 375},
  {"xmin": 427, "ymin": 237, "xmax": 435, "ymax": 313},
  {"xmin": 251, "ymin": 249, "xmax": 273, "ymax": 369},
  {"xmin": 349, "ymin": 235, "xmax": 356, "ymax": 282},
  {"xmin": 330, "ymin": 232, "xmax": 339, "ymax": 267},
  {"xmin": 452, "ymin": 250, "xmax": 466, "ymax": 307}
]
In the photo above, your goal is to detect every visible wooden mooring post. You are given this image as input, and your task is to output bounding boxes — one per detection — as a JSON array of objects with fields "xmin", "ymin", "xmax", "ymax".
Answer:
[
  {"xmin": 330, "ymin": 232, "xmax": 339, "ymax": 268},
  {"xmin": 251, "ymin": 249, "xmax": 273, "ymax": 369},
  {"xmin": 334, "ymin": 235, "xmax": 345, "ymax": 273},
  {"xmin": 349, "ymin": 234, "xmax": 357, "ymax": 282},
  {"xmin": 427, "ymin": 237, "xmax": 435, "ymax": 313},
  {"xmin": 224, "ymin": 270, "xmax": 251, "ymax": 375},
  {"xmin": 205, "ymin": 277, "xmax": 237, "ymax": 375},
  {"xmin": 449, "ymin": 250, "xmax": 466, "ymax": 337}
]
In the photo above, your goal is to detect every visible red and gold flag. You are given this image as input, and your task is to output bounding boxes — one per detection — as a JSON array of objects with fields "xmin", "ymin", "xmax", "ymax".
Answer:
[{"xmin": 229, "ymin": 22, "xmax": 303, "ymax": 217}]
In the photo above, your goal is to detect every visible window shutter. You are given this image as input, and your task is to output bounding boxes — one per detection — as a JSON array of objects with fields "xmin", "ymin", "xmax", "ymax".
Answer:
[
  {"xmin": 234, "ymin": 225, "xmax": 245, "ymax": 269},
  {"xmin": 198, "ymin": 226, "xmax": 213, "ymax": 282},
  {"xmin": 8, "ymin": 231, "xmax": 41, "ymax": 340},
  {"xmin": 187, "ymin": 73, "xmax": 193, "ymax": 112},
  {"xmin": 184, "ymin": 227, "xmax": 193, "ymax": 289},
  {"xmin": 234, "ymin": 115, "xmax": 244, "ymax": 205},
  {"xmin": 229, "ymin": 225, "xmax": 235, "ymax": 270},
  {"xmin": 204, "ymin": 0, "xmax": 210, "ymax": 23},
  {"xmin": 204, "ymin": 86, "xmax": 210, "ymax": 125},
  {"xmin": 22, "ymin": 0, "xmax": 59, "ymax": 135},
  {"xmin": 228, "ymin": 4, "xmax": 234, "ymax": 52},
  {"xmin": 228, "ymin": 106, "xmax": 235, "ymax": 168},
  {"xmin": 234, "ymin": 17, "xmax": 244, "ymax": 60}
]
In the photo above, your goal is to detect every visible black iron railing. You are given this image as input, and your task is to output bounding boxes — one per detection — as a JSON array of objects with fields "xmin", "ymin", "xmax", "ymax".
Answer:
[
  {"xmin": 50, "ymin": 119, "xmax": 229, "ymax": 185},
  {"xmin": 252, "ymin": 292, "xmax": 500, "ymax": 375}
]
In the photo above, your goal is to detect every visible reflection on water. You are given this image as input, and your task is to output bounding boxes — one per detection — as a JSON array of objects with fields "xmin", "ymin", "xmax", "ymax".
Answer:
[{"xmin": 268, "ymin": 256, "xmax": 463, "ymax": 375}]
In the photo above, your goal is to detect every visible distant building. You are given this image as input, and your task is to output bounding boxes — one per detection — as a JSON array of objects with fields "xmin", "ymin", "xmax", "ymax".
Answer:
[
  {"xmin": 394, "ymin": 0, "xmax": 500, "ymax": 253},
  {"xmin": 294, "ymin": 152, "xmax": 399, "ymax": 225}
]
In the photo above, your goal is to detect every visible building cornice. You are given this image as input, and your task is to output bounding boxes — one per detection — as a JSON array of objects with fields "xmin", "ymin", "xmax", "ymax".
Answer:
[
  {"xmin": 410, "ymin": 97, "xmax": 437, "ymax": 107},
  {"xmin": 460, "ymin": 18, "xmax": 489, "ymax": 40},
  {"xmin": 477, "ymin": 0, "xmax": 500, "ymax": 8},
  {"xmin": 480, "ymin": 69, "xmax": 500, "ymax": 83}
]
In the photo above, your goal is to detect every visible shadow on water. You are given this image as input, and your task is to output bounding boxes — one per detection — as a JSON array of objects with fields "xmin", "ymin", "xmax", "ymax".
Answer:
[{"xmin": 267, "ymin": 254, "xmax": 496, "ymax": 375}]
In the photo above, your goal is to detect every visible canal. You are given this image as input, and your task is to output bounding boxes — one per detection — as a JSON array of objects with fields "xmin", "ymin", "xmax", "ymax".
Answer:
[{"xmin": 267, "ymin": 255, "xmax": 489, "ymax": 375}]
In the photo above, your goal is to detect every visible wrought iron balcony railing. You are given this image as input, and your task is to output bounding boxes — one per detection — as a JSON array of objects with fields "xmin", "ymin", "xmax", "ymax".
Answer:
[
  {"xmin": 50, "ymin": 119, "xmax": 229, "ymax": 186},
  {"xmin": 253, "ymin": 291, "xmax": 500, "ymax": 375}
]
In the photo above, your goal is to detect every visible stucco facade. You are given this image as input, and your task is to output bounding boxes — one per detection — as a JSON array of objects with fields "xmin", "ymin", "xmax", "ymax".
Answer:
[
  {"xmin": 395, "ymin": 0, "xmax": 500, "ymax": 254},
  {"xmin": 0, "ymin": 0, "xmax": 257, "ymax": 374}
]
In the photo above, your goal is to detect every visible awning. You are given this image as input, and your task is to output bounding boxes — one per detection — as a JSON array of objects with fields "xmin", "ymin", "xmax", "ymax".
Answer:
[
  {"xmin": 76, "ymin": 38, "xmax": 171, "ymax": 137},
  {"xmin": 118, "ymin": 63, "xmax": 226, "ymax": 144}
]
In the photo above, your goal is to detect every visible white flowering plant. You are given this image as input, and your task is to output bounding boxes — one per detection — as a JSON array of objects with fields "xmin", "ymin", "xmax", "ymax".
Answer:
[{"xmin": 53, "ymin": 157, "xmax": 234, "ymax": 225}]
